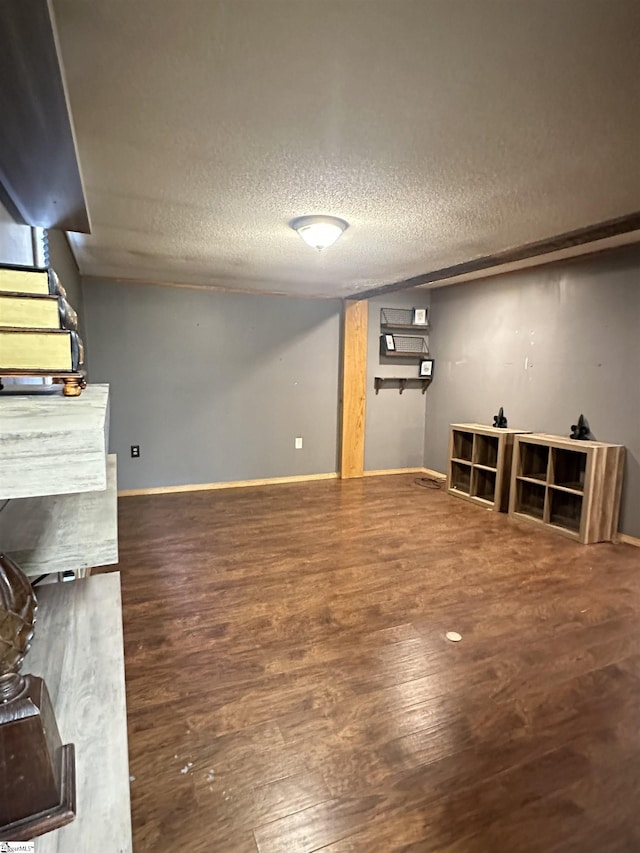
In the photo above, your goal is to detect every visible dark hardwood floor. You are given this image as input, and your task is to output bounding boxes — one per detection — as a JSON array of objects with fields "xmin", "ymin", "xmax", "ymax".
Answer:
[{"xmin": 116, "ymin": 474, "xmax": 640, "ymax": 852}]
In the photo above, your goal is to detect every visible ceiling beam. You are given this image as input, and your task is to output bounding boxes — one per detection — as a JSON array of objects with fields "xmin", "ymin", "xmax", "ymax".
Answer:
[
  {"xmin": 352, "ymin": 211, "xmax": 640, "ymax": 300},
  {"xmin": 0, "ymin": 0, "xmax": 90, "ymax": 233}
]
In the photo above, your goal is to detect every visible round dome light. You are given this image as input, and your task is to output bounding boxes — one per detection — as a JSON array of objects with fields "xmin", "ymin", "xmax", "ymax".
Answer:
[{"xmin": 290, "ymin": 215, "xmax": 348, "ymax": 251}]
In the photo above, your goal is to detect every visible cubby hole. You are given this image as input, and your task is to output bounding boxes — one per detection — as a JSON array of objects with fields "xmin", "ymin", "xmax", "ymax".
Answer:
[
  {"xmin": 452, "ymin": 430, "xmax": 473, "ymax": 462},
  {"xmin": 472, "ymin": 468, "xmax": 497, "ymax": 502},
  {"xmin": 473, "ymin": 434, "xmax": 498, "ymax": 468},
  {"xmin": 551, "ymin": 448, "xmax": 586, "ymax": 492},
  {"xmin": 450, "ymin": 461, "xmax": 471, "ymax": 494},
  {"xmin": 549, "ymin": 489, "xmax": 583, "ymax": 532},
  {"xmin": 515, "ymin": 480, "xmax": 546, "ymax": 519},
  {"xmin": 519, "ymin": 443, "xmax": 549, "ymax": 481}
]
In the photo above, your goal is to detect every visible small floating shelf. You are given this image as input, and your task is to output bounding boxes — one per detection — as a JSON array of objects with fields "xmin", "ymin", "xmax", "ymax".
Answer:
[
  {"xmin": 379, "ymin": 334, "xmax": 429, "ymax": 358},
  {"xmin": 374, "ymin": 377, "xmax": 432, "ymax": 394},
  {"xmin": 380, "ymin": 322, "xmax": 431, "ymax": 331},
  {"xmin": 380, "ymin": 306, "xmax": 430, "ymax": 330}
]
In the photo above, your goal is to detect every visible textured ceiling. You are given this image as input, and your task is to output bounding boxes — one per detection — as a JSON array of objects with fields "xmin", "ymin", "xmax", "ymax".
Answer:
[{"xmin": 53, "ymin": 0, "xmax": 640, "ymax": 298}]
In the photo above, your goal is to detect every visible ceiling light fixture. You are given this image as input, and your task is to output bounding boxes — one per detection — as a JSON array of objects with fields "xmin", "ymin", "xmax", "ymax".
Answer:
[{"xmin": 290, "ymin": 215, "xmax": 348, "ymax": 251}]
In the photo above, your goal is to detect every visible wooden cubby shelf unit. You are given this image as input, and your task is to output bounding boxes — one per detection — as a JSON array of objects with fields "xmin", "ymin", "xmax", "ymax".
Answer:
[
  {"xmin": 508, "ymin": 433, "xmax": 625, "ymax": 544},
  {"xmin": 447, "ymin": 423, "xmax": 530, "ymax": 512}
]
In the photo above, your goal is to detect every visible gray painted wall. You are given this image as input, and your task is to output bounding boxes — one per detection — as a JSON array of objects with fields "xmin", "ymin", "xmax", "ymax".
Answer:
[
  {"xmin": 365, "ymin": 291, "xmax": 430, "ymax": 471},
  {"xmin": 82, "ymin": 279, "xmax": 341, "ymax": 490},
  {"xmin": 424, "ymin": 245, "xmax": 640, "ymax": 537}
]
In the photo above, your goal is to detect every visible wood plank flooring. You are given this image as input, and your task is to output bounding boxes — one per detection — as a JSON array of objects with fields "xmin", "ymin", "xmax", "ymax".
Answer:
[{"xmin": 116, "ymin": 474, "xmax": 640, "ymax": 852}]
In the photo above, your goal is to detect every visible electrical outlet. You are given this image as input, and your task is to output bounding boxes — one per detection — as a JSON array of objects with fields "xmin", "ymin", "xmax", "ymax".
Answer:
[
  {"xmin": 295, "ymin": 437, "xmax": 303, "ymax": 449},
  {"xmin": 131, "ymin": 445, "xmax": 140, "ymax": 458}
]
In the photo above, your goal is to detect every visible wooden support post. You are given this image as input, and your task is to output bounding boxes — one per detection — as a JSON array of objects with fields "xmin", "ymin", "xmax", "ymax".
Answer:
[{"xmin": 340, "ymin": 300, "xmax": 368, "ymax": 478}]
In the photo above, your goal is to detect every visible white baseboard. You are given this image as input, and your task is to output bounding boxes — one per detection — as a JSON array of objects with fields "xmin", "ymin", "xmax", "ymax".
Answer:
[
  {"xmin": 118, "ymin": 471, "xmax": 338, "ymax": 497},
  {"xmin": 118, "ymin": 467, "xmax": 449, "ymax": 497},
  {"xmin": 617, "ymin": 533, "xmax": 640, "ymax": 548},
  {"xmin": 421, "ymin": 467, "xmax": 447, "ymax": 480},
  {"xmin": 363, "ymin": 467, "xmax": 427, "ymax": 477}
]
